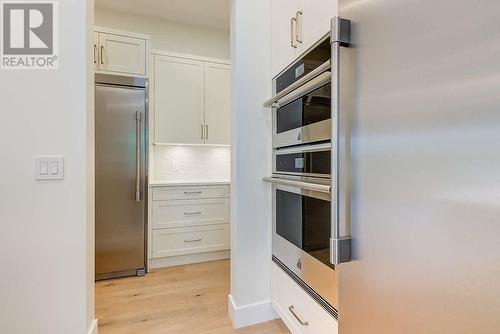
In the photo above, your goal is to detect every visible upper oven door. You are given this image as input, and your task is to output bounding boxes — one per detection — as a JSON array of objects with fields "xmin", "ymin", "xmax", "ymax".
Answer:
[
  {"xmin": 274, "ymin": 82, "xmax": 331, "ymax": 148},
  {"xmin": 269, "ymin": 36, "xmax": 332, "ymax": 149}
]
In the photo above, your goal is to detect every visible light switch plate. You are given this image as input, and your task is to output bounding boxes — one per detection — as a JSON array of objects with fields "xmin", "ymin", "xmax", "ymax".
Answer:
[{"xmin": 35, "ymin": 156, "xmax": 64, "ymax": 180}]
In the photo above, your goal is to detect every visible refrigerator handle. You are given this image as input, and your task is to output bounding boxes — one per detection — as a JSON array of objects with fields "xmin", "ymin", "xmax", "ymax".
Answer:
[
  {"xmin": 135, "ymin": 111, "xmax": 141, "ymax": 202},
  {"xmin": 331, "ymin": 17, "xmax": 352, "ymax": 265}
]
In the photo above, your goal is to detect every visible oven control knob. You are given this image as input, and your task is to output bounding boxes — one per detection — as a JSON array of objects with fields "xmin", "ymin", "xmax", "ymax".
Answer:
[
  {"xmin": 297, "ymin": 133, "xmax": 302, "ymax": 141},
  {"xmin": 296, "ymin": 259, "xmax": 302, "ymax": 270}
]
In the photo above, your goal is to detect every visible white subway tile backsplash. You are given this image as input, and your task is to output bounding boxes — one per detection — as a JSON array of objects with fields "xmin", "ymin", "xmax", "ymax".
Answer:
[{"xmin": 152, "ymin": 145, "xmax": 230, "ymax": 182}]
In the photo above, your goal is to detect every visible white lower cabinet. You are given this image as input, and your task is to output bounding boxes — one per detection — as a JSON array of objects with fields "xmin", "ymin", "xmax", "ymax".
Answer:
[
  {"xmin": 150, "ymin": 184, "xmax": 230, "ymax": 266},
  {"xmin": 152, "ymin": 185, "xmax": 230, "ymax": 201},
  {"xmin": 152, "ymin": 225, "xmax": 229, "ymax": 258},
  {"xmin": 152, "ymin": 198, "xmax": 229, "ymax": 229},
  {"xmin": 271, "ymin": 263, "xmax": 338, "ymax": 334}
]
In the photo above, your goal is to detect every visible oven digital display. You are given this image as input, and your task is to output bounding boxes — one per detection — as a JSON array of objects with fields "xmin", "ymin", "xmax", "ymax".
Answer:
[
  {"xmin": 295, "ymin": 63, "xmax": 305, "ymax": 78},
  {"xmin": 294, "ymin": 158, "xmax": 304, "ymax": 169}
]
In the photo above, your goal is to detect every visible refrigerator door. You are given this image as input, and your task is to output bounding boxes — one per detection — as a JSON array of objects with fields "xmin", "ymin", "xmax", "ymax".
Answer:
[
  {"xmin": 338, "ymin": 1, "xmax": 500, "ymax": 333},
  {"xmin": 95, "ymin": 83, "xmax": 146, "ymax": 279}
]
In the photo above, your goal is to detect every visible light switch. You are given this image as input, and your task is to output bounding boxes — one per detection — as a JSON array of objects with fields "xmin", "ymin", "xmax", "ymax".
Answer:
[
  {"xmin": 39, "ymin": 161, "xmax": 49, "ymax": 175},
  {"xmin": 50, "ymin": 161, "xmax": 58, "ymax": 174},
  {"xmin": 36, "ymin": 156, "xmax": 64, "ymax": 180}
]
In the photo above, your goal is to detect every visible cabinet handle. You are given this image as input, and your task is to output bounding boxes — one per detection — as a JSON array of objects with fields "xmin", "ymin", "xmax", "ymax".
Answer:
[
  {"xmin": 201, "ymin": 125, "xmax": 204, "ymax": 140},
  {"xmin": 296, "ymin": 10, "xmax": 303, "ymax": 43},
  {"xmin": 288, "ymin": 305, "xmax": 309, "ymax": 326},
  {"xmin": 185, "ymin": 191, "xmax": 202, "ymax": 195},
  {"xmin": 205, "ymin": 125, "xmax": 209, "ymax": 140},
  {"xmin": 290, "ymin": 17, "xmax": 298, "ymax": 48},
  {"xmin": 100, "ymin": 46, "xmax": 104, "ymax": 65},
  {"xmin": 93, "ymin": 44, "xmax": 97, "ymax": 64},
  {"xmin": 184, "ymin": 211, "xmax": 202, "ymax": 216},
  {"xmin": 184, "ymin": 238, "xmax": 202, "ymax": 243}
]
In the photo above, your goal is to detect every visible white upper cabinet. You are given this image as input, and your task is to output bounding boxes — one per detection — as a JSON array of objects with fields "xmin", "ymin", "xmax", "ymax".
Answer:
[
  {"xmin": 302, "ymin": 0, "xmax": 338, "ymax": 49},
  {"xmin": 153, "ymin": 53, "xmax": 231, "ymax": 146},
  {"xmin": 271, "ymin": 0, "xmax": 300, "ymax": 77},
  {"xmin": 204, "ymin": 63, "xmax": 231, "ymax": 145},
  {"xmin": 93, "ymin": 29, "xmax": 149, "ymax": 76},
  {"xmin": 154, "ymin": 55, "xmax": 205, "ymax": 144},
  {"xmin": 98, "ymin": 33, "xmax": 146, "ymax": 75},
  {"xmin": 271, "ymin": 0, "xmax": 338, "ymax": 77}
]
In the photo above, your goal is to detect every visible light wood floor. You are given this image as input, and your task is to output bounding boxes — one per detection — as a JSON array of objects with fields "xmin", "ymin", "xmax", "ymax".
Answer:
[{"xmin": 96, "ymin": 260, "xmax": 290, "ymax": 334}]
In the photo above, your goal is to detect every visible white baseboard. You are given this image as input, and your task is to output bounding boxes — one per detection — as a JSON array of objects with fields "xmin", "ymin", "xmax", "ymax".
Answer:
[
  {"xmin": 228, "ymin": 294, "xmax": 279, "ymax": 329},
  {"xmin": 87, "ymin": 319, "xmax": 98, "ymax": 334},
  {"xmin": 149, "ymin": 250, "xmax": 230, "ymax": 270}
]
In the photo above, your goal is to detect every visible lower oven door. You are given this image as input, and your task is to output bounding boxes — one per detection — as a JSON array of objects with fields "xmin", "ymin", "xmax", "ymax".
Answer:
[
  {"xmin": 274, "ymin": 142, "xmax": 331, "ymax": 179},
  {"xmin": 272, "ymin": 182, "xmax": 338, "ymax": 313}
]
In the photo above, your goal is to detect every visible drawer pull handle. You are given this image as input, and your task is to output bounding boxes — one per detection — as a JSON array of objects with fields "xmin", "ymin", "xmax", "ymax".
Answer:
[
  {"xmin": 184, "ymin": 238, "xmax": 202, "ymax": 243},
  {"xmin": 184, "ymin": 211, "xmax": 202, "ymax": 216},
  {"xmin": 185, "ymin": 191, "xmax": 202, "ymax": 195},
  {"xmin": 288, "ymin": 305, "xmax": 309, "ymax": 326}
]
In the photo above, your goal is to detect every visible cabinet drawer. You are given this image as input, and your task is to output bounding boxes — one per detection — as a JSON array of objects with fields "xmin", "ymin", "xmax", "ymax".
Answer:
[
  {"xmin": 271, "ymin": 263, "xmax": 338, "ymax": 334},
  {"xmin": 152, "ymin": 198, "xmax": 229, "ymax": 229},
  {"xmin": 152, "ymin": 185, "xmax": 229, "ymax": 200},
  {"xmin": 152, "ymin": 225, "xmax": 229, "ymax": 258}
]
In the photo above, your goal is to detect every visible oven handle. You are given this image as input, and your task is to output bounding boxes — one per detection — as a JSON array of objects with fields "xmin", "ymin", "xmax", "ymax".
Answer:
[
  {"xmin": 263, "ymin": 60, "xmax": 331, "ymax": 108},
  {"xmin": 273, "ymin": 71, "xmax": 331, "ymax": 109},
  {"xmin": 275, "ymin": 142, "xmax": 331, "ymax": 156},
  {"xmin": 331, "ymin": 16, "xmax": 352, "ymax": 265},
  {"xmin": 263, "ymin": 177, "xmax": 331, "ymax": 193}
]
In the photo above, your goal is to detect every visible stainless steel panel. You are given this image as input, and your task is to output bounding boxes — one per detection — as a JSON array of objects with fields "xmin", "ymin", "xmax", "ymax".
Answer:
[
  {"xmin": 338, "ymin": 1, "xmax": 500, "ymax": 332},
  {"xmin": 272, "ymin": 184, "xmax": 338, "ymax": 312},
  {"xmin": 273, "ymin": 119, "xmax": 331, "ymax": 148},
  {"xmin": 95, "ymin": 81, "xmax": 147, "ymax": 279}
]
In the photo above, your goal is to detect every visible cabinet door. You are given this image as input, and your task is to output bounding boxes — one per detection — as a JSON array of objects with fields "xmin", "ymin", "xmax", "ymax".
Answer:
[
  {"xmin": 271, "ymin": 0, "xmax": 300, "ymax": 77},
  {"xmin": 204, "ymin": 63, "xmax": 231, "ymax": 145},
  {"xmin": 93, "ymin": 32, "xmax": 99, "ymax": 70},
  {"xmin": 98, "ymin": 32, "xmax": 146, "ymax": 75},
  {"xmin": 154, "ymin": 55, "xmax": 205, "ymax": 144},
  {"xmin": 300, "ymin": 0, "xmax": 338, "ymax": 52}
]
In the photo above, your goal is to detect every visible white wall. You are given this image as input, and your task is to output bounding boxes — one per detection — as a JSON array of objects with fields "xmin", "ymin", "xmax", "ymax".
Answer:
[
  {"xmin": 229, "ymin": 0, "xmax": 276, "ymax": 328},
  {"xmin": 152, "ymin": 146, "xmax": 230, "ymax": 182},
  {"xmin": 95, "ymin": 7, "xmax": 230, "ymax": 60},
  {"xmin": 0, "ymin": 1, "xmax": 94, "ymax": 334}
]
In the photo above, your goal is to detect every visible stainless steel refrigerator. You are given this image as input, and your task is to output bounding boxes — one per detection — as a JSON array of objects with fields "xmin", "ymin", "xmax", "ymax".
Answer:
[
  {"xmin": 95, "ymin": 74, "xmax": 148, "ymax": 280},
  {"xmin": 333, "ymin": 1, "xmax": 500, "ymax": 332}
]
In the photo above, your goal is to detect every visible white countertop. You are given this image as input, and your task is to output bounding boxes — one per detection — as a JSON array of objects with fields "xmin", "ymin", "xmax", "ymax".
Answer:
[{"xmin": 149, "ymin": 180, "xmax": 231, "ymax": 187}]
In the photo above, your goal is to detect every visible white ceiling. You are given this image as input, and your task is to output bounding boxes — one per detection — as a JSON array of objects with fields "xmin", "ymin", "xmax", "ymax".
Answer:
[{"xmin": 95, "ymin": 0, "xmax": 231, "ymax": 30}]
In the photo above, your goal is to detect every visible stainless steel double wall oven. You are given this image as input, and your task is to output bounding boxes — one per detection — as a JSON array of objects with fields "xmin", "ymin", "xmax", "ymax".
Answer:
[{"xmin": 264, "ymin": 20, "xmax": 352, "ymax": 318}]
